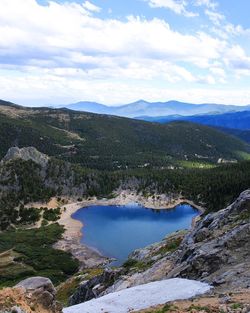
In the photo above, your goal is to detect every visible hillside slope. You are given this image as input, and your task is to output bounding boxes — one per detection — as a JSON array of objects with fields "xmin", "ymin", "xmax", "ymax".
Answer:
[{"xmin": 0, "ymin": 100, "xmax": 249, "ymax": 170}]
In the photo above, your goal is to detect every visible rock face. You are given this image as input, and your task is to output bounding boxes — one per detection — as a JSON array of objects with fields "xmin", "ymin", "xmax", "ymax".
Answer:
[
  {"xmin": 69, "ymin": 269, "xmax": 122, "ymax": 306},
  {"xmin": 15, "ymin": 277, "xmax": 61, "ymax": 312},
  {"xmin": 2, "ymin": 146, "xmax": 49, "ymax": 167},
  {"xmin": 167, "ymin": 189, "xmax": 250, "ymax": 290}
]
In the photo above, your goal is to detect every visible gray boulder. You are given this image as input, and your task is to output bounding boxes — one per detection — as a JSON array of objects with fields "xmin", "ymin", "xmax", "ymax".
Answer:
[{"xmin": 15, "ymin": 277, "xmax": 60, "ymax": 312}]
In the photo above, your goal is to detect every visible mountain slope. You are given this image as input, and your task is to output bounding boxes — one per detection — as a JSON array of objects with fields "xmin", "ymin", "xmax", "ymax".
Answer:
[
  {"xmin": 0, "ymin": 100, "xmax": 249, "ymax": 170},
  {"xmin": 61, "ymin": 100, "xmax": 250, "ymax": 118},
  {"xmin": 138, "ymin": 110, "xmax": 250, "ymax": 144}
]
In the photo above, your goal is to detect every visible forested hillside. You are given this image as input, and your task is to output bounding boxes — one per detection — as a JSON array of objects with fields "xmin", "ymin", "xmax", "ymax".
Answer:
[{"xmin": 0, "ymin": 100, "xmax": 249, "ymax": 170}]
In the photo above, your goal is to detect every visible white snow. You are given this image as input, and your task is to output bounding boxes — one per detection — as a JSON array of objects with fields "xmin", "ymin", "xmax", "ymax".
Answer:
[{"xmin": 63, "ymin": 278, "xmax": 211, "ymax": 313}]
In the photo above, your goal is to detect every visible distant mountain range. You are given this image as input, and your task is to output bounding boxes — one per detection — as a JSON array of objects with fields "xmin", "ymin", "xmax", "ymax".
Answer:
[
  {"xmin": 138, "ymin": 110, "xmax": 250, "ymax": 130},
  {"xmin": 57, "ymin": 100, "xmax": 250, "ymax": 118},
  {"xmin": 137, "ymin": 110, "xmax": 250, "ymax": 144}
]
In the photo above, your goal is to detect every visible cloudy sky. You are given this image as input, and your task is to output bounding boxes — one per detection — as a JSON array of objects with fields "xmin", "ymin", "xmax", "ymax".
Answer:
[{"xmin": 1, "ymin": 0, "xmax": 250, "ymax": 106}]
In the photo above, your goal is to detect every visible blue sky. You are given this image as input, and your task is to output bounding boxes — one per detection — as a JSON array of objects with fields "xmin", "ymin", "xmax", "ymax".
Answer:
[{"xmin": 1, "ymin": 0, "xmax": 250, "ymax": 106}]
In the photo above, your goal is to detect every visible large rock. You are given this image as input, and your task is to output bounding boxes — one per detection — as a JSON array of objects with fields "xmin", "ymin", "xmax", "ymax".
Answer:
[
  {"xmin": 2, "ymin": 147, "xmax": 49, "ymax": 167},
  {"xmin": 15, "ymin": 277, "xmax": 61, "ymax": 312}
]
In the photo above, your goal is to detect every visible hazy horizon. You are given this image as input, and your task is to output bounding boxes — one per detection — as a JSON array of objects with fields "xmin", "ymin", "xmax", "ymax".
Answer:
[{"xmin": 2, "ymin": 98, "xmax": 250, "ymax": 108}]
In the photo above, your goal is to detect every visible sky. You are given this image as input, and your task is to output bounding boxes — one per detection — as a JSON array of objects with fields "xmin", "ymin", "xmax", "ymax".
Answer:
[{"xmin": 1, "ymin": 0, "xmax": 250, "ymax": 106}]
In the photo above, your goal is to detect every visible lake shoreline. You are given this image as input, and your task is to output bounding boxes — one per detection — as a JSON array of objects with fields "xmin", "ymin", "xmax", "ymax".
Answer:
[{"xmin": 53, "ymin": 191, "xmax": 204, "ymax": 268}]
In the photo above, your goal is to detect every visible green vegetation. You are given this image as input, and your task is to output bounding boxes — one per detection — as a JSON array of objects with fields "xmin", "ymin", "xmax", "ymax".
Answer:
[
  {"xmin": 56, "ymin": 276, "xmax": 82, "ymax": 306},
  {"xmin": 18, "ymin": 206, "xmax": 41, "ymax": 225},
  {"xmin": 56, "ymin": 268, "xmax": 104, "ymax": 306},
  {"xmin": 156, "ymin": 237, "xmax": 183, "ymax": 256},
  {"xmin": 43, "ymin": 207, "xmax": 61, "ymax": 222},
  {"xmin": 230, "ymin": 303, "xmax": 243, "ymax": 310},
  {"xmin": 123, "ymin": 259, "xmax": 153, "ymax": 272},
  {"xmin": 0, "ymin": 224, "xmax": 79, "ymax": 287},
  {"xmin": 236, "ymin": 210, "xmax": 250, "ymax": 221},
  {"xmin": 0, "ymin": 159, "xmax": 54, "ymax": 230},
  {"xmin": 148, "ymin": 303, "xmax": 178, "ymax": 313},
  {"xmin": 177, "ymin": 160, "xmax": 216, "ymax": 169},
  {"xmin": 188, "ymin": 305, "xmax": 211, "ymax": 312}
]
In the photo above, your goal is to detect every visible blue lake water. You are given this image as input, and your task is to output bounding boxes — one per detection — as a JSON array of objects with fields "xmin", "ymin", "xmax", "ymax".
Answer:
[{"xmin": 72, "ymin": 203, "xmax": 199, "ymax": 266}]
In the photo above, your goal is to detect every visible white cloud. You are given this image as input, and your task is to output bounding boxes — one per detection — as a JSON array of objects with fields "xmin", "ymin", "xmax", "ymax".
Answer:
[
  {"xmin": 205, "ymin": 9, "xmax": 224, "ymax": 26},
  {"xmin": 195, "ymin": 0, "xmax": 217, "ymax": 10},
  {"xmin": 82, "ymin": 1, "xmax": 101, "ymax": 13},
  {"xmin": 225, "ymin": 45, "xmax": 250, "ymax": 77},
  {"xmin": 147, "ymin": 0, "xmax": 198, "ymax": 17},
  {"xmin": 0, "ymin": 1, "xmax": 225, "ymax": 70},
  {"xmin": 209, "ymin": 66, "xmax": 226, "ymax": 77}
]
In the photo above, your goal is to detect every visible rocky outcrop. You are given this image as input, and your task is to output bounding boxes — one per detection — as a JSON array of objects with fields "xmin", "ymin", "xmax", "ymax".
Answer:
[
  {"xmin": 2, "ymin": 147, "xmax": 49, "ymax": 167},
  {"xmin": 167, "ymin": 189, "xmax": 250, "ymax": 290}
]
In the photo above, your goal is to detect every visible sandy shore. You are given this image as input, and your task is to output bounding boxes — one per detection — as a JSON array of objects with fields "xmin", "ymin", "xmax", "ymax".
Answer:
[{"xmin": 52, "ymin": 191, "xmax": 204, "ymax": 268}]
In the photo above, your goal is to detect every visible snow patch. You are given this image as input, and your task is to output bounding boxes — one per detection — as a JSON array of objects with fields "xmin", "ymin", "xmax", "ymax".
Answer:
[{"xmin": 63, "ymin": 278, "xmax": 211, "ymax": 313}]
